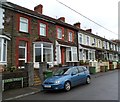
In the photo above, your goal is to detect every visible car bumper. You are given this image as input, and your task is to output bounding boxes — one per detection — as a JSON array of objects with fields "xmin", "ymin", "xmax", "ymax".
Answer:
[{"xmin": 42, "ymin": 84, "xmax": 64, "ymax": 90}]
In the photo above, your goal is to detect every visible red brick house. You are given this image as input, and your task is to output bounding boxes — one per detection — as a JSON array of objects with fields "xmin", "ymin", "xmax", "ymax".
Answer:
[{"xmin": 0, "ymin": 1, "xmax": 79, "ymax": 68}]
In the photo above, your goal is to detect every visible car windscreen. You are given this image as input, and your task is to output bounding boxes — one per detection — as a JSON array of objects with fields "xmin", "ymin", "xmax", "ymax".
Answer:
[{"xmin": 53, "ymin": 68, "xmax": 69, "ymax": 76}]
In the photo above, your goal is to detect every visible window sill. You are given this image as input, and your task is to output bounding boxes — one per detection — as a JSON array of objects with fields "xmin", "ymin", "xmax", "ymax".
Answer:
[
  {"xmin": 0, "ymin": 62, "xmax": 7, "ymax": 65},
  {"xmin": 19, "ymin": 31, "xmax": 30, "ymax": 34},
  {"xmin": 40, "ymin": 35, "xmax": 46, "ymax": 37},
  {"xmin": 66, "ymin": 61, "xmax": 79, "ymax": 62}
]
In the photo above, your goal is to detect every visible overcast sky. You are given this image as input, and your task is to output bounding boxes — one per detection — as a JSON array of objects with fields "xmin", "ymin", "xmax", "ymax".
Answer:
[{"xmin": 7, "ymin": 0, "xmax": 119, "ymax": 40}]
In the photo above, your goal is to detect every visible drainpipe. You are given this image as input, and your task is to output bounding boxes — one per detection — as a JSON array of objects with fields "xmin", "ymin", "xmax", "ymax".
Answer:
[{"xmin": 11, "ymin": 14, "xmax": 14, "ymax": 66}]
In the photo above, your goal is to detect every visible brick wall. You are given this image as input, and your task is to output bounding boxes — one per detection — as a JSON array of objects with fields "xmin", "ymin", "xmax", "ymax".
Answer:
[{"xmin": 4, "ymin": 8, "xmax": 78, "ymax": 67}]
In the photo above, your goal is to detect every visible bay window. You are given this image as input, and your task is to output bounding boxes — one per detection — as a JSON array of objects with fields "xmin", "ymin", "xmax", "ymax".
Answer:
[
  {"xmin": 66, "ymin": 48, "xmax": 72, "ymax": 61},
  {"xmin": 66, "ymin": 47, "xmax": 77, "ymax": 62},
  {"xmin": 0, "ymin": 38, "xmax": 7, "ymax": 64},
  {"xmin": 34, "ymin": 43, "xmax": 53, "ymax": 63}
]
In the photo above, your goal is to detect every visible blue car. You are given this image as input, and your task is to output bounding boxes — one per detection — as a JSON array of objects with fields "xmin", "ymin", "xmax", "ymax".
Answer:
[{"xmin": 42, "ymin": 66, "xmax": 91, "ymax": 91}]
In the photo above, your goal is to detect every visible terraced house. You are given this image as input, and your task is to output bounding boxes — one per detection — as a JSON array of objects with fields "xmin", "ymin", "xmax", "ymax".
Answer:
[
  {"xmin": 78, "ymin": 27, "xmax": 120, "ymax": 72},
  {"xmin": 0, "ymin": 1, "xmax": 120, "ymax": 70},
  {"xmin": 78, "ymin": 28, "xmax": 119, "ymax": 62},
  {"xmin": 0, "ymin": 1, "xmax": 79, "ymax": 68}
]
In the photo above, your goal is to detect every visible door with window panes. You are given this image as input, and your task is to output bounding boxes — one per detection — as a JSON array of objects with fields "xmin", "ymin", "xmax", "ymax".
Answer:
[{"xmin": 18, "ymin": 41, "xmax": 27, "ymax": 68}]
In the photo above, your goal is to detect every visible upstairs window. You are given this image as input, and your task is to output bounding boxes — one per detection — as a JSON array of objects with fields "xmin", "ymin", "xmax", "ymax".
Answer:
[
  {"xmin": 68, "ymin": 32, "xmax": 73, "ymax": 42},
  {"xmin": 20, "ymin": 17, "xmax": 28, "ymax": 33},
  {"xmin": 40, "ymin": 23, "xmax": 46, "ymax": 36},
  {"xmin": 87, "ymin": 36, "xmax": 89, "ymax": 45},
  {"xmin": 93, "ymin": 38, "xmax": 96, "ymax": 46},
  {"xmin": 68, "ymin": 30, "xmax": 74, "ymax": 42},
  {"xmin": 57, "ymin": 28, "xmax": 62, "ymax": 39},
  {"xmin": 56, "ymin": 26, "xmax": 64, "ymax": 40},
  {"xmin": 79, "ymin": 34, "xmax": 82, "ymax": 44}
]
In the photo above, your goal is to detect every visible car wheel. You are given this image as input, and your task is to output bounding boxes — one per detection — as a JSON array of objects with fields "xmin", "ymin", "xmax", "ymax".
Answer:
[
  {"xmin": 64, "ymin": 81, "xmax": 71, "ymax": 91},
  {"xmin": 86, "ymin": 77, "xmax": 91, "ymax": 84}
]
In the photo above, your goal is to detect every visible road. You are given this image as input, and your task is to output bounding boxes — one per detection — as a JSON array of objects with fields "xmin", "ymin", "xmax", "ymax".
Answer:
[{"xmin": 17, "ymin": 70, "xmax": 118, "ymax": 100}]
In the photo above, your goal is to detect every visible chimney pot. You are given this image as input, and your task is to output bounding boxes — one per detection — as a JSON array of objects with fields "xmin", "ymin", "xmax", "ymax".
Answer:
[
  {"xmin": 58, "ymin": 17, "xmax": 65, "ymax": 22},
  {"xmin": 86, "ymin": 29, "xmax": 92, "ymax": 33},
  {"xmin": 34, "ymin": 4, "xmax": 43, "ymax": 14},
  {"xmin": 74, "ymin": 22, "xmax": 81, "ymax": 29}
]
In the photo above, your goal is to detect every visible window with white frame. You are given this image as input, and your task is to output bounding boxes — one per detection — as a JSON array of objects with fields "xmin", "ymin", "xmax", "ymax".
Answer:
[
  {"xmin": 18, "ymin": 41, "xmax": 27, "ymax": 67},
  {"xmin": 79, "ymin": 34, "xmax": 82, "ymax": 44},
  {"xmin": 20, "ymin": 17, "xmax": 28, "ymax": 33},
  {"xmin": 87, "ymin": 36, "xmax": 89, "ymax": 45},
  {"xmin": 89, "ymin": 50, "xmax": 95, "ymax": 60},
  {"xmin": 66, "ymin": 47, "xmax": 77, "ymax": 62},
  {"xmin": 93, "ymin": 38, "xmax": 96, "ymax": 46},
  {"xmin": 72, "ymin": 47, "xmax": 77, "ymax": 61},
  {"xmin": 68, "ymin": 31, "xmax": 73, "ymax": 42},
  {"xmin": 0, "ymin": 38, "xmax": 7, "ymax": 64},
  {"xmin": 103, "ymin": 41, "xmax": 106, "ymax": 49},
  {"xmin": 34, "ymin": 43, "xmax": 53, "ymax": 63},
  {"xmin": 99, "ymin": 40, "xmax": 101, "ymax": 48},
  {"xmin": 40, "ymin": 23, "xmax": 46, "ymax": 36},
  {"xmin": 43, "ymin": 43, "xmax": 52, "ymax": 62},
  {"xmin": 113, "ymin": 54, "xmax": 117, "ymax": 61},
  {"xmin": 90, "ymin": 53, "xmax": 92, "ymax": 60},
  {"xmin": 57, "ymin": 28, "xmax": 62, "ymax": 39},
  {"xmin": 66, "ymin": 48, "xmax": 72, "ymax": 61},
  {"xmin": 106, "ymin": 42, "xmax": 108, "ymax": 49},
  {"xmin": 110, "ymin": 43, "xmax": 112, "ymax": 50},
  {"xmin": 107, "ymin": 42, "xmax": 109, "ymax": 50},
  {"xmin": 109, "ymin": 54, "xmax": 113, "ymax": 61}
]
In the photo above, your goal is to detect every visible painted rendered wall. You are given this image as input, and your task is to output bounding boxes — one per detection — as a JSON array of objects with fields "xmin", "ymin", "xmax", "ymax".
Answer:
[{"xmin": 0, "ymin": 7, "xmax": 4, "ymax": 29}]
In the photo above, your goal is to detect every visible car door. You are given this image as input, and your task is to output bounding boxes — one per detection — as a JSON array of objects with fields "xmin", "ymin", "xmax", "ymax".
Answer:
[
  {"xmin": 70, "ymin": 67, "xmax": 80, "ymax": 86},
  {"xmin": 77, "ymin": 66, "xmax": 87, "ymax": 84}
]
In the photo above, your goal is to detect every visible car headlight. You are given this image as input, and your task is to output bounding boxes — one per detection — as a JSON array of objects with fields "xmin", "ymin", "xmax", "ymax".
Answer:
[{"xmin": 55, "ymin": 80, "xmax": 60, "ymax": 84}]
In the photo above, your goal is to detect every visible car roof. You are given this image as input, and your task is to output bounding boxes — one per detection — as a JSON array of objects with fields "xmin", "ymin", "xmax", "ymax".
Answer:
[{"xmin": 59, "ymin": 66, "xmax": 85, "ymax": 69}]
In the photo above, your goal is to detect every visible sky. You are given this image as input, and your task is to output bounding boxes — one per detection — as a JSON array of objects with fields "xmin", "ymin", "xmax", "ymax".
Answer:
[{"xmin": 7, "ymin": 0, "xmax": 119, "ymax": 40}]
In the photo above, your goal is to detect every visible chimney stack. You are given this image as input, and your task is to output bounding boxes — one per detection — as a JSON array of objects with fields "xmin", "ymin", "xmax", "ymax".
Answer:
[
  {"xmin": 58, "ymin": 17, "xmax": 65, "ymax": 22},
  {"xmin": 34, "ymin": 4, "xmax": 43, "ymax": 14},
  {"xmin": 74, "ymin": 22, "xmax": 81, "ymax": 29},
  {"xmin": 86, "ymin": 29, "xmax": 92, "ymax": 33}
]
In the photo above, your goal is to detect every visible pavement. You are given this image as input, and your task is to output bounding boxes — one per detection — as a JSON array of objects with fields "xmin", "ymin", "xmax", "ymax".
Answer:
[{"xmin": 2, "ymin": 69, "xmax": 118, "ymax": 101}]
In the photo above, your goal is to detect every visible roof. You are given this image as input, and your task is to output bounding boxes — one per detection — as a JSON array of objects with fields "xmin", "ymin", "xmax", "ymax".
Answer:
[
  {"xmin": 79, "ymin": 28, "xmax": 117, "ymax": 45},
  {"xmin": 80, "ymin": 44, "xmax": 105, "ymax": 51},
  {"xmin": 80, "ymin": 44, "xmax": 119, "ymax": 53},
  {"xmin": 57, "ymin": 39, "xmax": 77, "ymax": 47},
  {"xmin": 2, "ymin": 2, "xmax": 118, "ymax": 45},
  {"xmin": 34, "ymin": 36, "xmax": 52, "ymax": 43},
  {"xmin": 2, "ymin": 2, "xmax": 79, "ymax": 31}
]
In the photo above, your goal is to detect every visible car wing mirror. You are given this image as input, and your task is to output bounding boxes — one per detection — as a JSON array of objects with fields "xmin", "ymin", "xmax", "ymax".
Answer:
[{"xmin": 71, "ymin": 73, "xmax": 76, "ymax": 76}]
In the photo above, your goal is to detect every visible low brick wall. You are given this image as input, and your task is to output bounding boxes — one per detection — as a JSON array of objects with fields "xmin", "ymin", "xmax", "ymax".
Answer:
[{"xmin": 2, "ymin": 70, "xmax": 28, "ymax": 91}]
